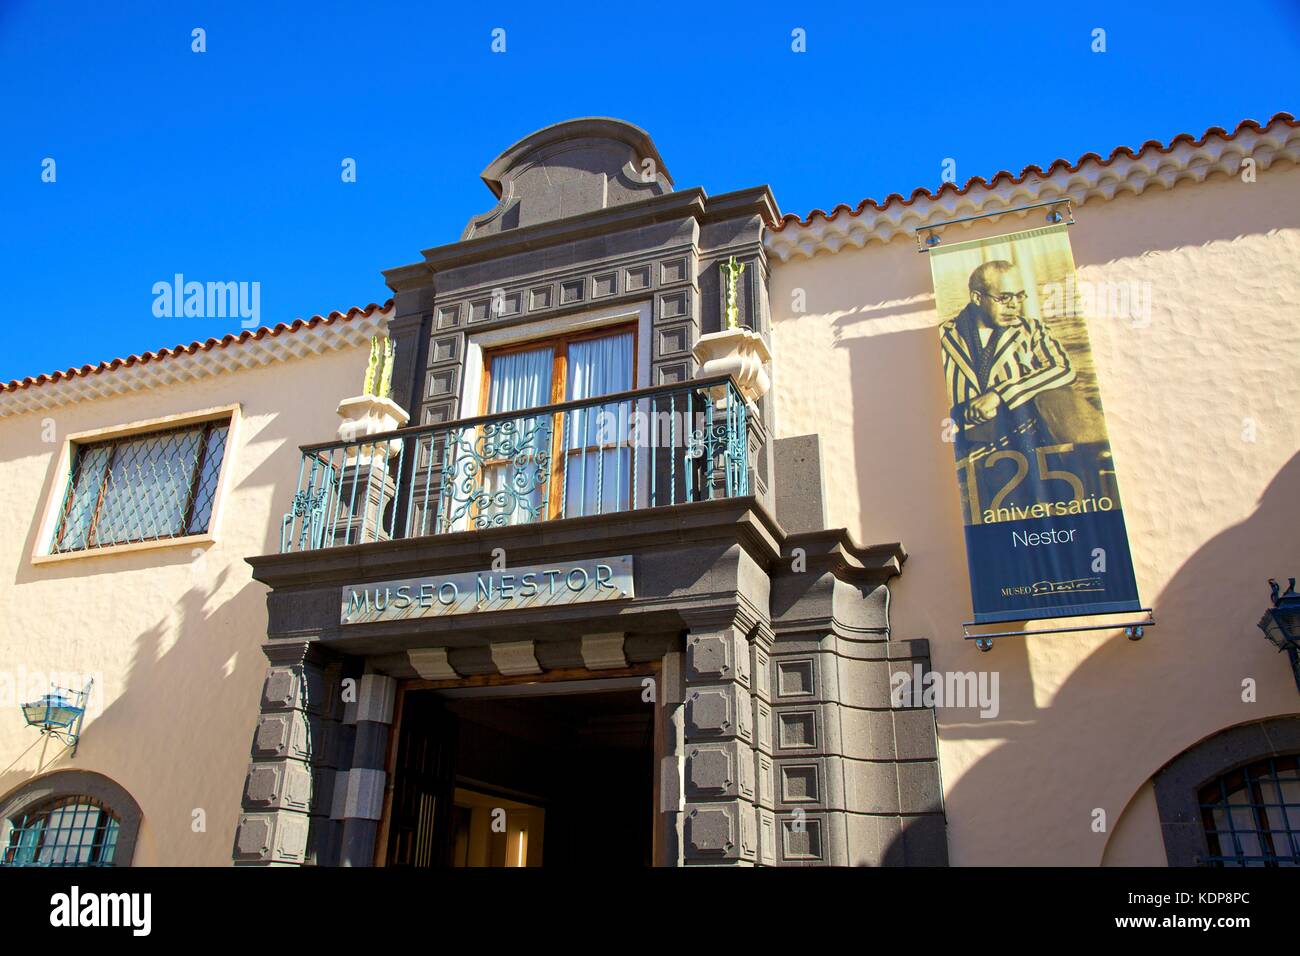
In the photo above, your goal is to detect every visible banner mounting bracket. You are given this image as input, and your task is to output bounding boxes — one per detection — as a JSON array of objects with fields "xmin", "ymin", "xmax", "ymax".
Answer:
[
  {"xmin": 964, "ymin": 609, "xmax": 1155, "ymax": 651},
  {"xmin": 914, "ymin": 199, "xmax": 1075, "ymax": 252}
]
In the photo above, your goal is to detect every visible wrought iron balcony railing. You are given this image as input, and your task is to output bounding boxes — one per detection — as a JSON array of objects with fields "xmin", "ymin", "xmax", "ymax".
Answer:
[{"xmin": 280, "ymin": 376, "xmax": 750, "ymax": 553}]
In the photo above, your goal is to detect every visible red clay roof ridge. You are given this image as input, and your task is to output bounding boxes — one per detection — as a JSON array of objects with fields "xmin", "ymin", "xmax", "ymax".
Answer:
[{"xmin": 770, "ymin": 112, "xmax": 1298, "ymax": 232}]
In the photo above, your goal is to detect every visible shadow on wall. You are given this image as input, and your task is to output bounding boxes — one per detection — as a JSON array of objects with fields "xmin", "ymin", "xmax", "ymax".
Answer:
[
  {"xmin": 1063, "ymin": 170, "xmax": 1300, "ymax": 269},
  {"xmin": 834, "ymin": 288, "xmax": 1300, "ymax": 861},
  {"xmin": 0, "ymin": 563, "xmax": 262, "ymax": 865},
  {"xmin": 937, "ymin": 448, "xmax": 1300, "ymax": 865},
  {"xmin": 814, "ymin": 177, "xmax": 1300, "ymax": 862},
  {"xmin": 0, "ymin": 395, "xmax": 332, "ymax": 864},
  {"xmin": 833, "ymin": 286, "xmax": 1300, "ymax": 862}
]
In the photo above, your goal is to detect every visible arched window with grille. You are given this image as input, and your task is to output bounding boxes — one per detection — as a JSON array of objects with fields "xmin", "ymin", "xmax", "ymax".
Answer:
[
  {"xmin": 0, "ymin": 771, "xmax": 141, "ymax": 868},
  {"xmin": 1, "ymin": 796, "xmax": 122, "ymax": 867},
  {"xmin": 1153, "ymin": 717, "xmax": 1300, "ymax": 866},
  {"xmin": 1199, "ymin": 754, "xmax": 1300, "ymax": 867}
]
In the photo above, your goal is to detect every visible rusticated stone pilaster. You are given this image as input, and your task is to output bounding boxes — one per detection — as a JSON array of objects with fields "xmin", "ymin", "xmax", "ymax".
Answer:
[
  {"xmin": 680, "ymin": 615, "xmax": 762, "ymax": 865},
  {"xmin": 233, "ymin": 641, "xmax": 344, "ymax": 866}
]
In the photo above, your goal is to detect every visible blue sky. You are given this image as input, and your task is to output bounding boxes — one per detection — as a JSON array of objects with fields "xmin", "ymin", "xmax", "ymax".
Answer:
[{"xmin": 2, "ymin": 1, "xmax": 1297, "ymax": 384}]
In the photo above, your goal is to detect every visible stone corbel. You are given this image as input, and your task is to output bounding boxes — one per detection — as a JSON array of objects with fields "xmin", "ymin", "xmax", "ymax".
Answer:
[
  {"xmin": 407, "ymin": 647, "xmax": 459, "ymax": 681},
  {"xmin": 490, "ymin": 640, "xmax": 543, "ymax": 676},
  {"xmin": 581, "ymin": 633, "xmax": 628, "ymax": 670}
]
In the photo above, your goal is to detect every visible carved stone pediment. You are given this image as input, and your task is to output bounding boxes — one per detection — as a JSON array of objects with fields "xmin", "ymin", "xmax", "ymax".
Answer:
[{"xmin": 462, "ymin": 117, "xmax": 674, "ymax": 239}]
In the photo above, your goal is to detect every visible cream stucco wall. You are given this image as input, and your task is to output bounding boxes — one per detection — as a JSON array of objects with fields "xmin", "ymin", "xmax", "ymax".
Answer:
[
  {"xmin": 1101, "ymin": 780, "xmax": 1163, "ymax": 866},
  {"xmin": 770, "ymin": 162, "xmax": 1300, "ymax": 865},
  {"xmin": 0, "ymin": 343, "xmax": 369, "ymax": 865}
]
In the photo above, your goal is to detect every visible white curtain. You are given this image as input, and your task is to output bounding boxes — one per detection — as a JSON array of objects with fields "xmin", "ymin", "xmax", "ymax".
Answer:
[
  {"xmin": 488, "ymin": 347, "xmax": 553, "ymax": 414},
  {"xmin": 475, "ymin": 347, "xmax": 554, "ymax": 527},
  {"xmin": 564, "ymin": 332, "xmax": 633, "ymax": 517}
]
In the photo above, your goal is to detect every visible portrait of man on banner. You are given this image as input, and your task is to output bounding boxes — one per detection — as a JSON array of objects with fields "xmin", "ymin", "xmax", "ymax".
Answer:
[
  {"xmin": 929, "ymin": 223, "xmax": 1141, "ymax": 624},
  {"xmin": 933, "ymin": 226, "xmax": 1118, "ymax": 526}
]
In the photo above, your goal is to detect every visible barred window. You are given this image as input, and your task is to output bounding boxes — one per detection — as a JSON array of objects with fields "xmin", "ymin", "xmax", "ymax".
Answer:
[
  {"xmin": 0, "ymin": 796, "xmax": 121, "ymax": 867},
  {"xmin": 52, "ymin": 418, "xmax": 230, "ymax": 553},
  {"xmin": 1199, "ymin": 754, "xmax": 1300, "ymax": 866}
]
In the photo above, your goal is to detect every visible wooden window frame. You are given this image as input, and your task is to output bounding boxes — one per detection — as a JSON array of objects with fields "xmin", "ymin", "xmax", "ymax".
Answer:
[{"xmin": 479, "ymin": 324, "xmax": 638, "ymax": 521}]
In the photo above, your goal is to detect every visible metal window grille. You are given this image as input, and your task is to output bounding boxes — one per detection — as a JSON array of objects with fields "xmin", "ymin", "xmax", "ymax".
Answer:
[
  {"xmin": 1199, "ymin": 754, "xmax": 1300, "ymax": 866},
  {"xmin": 0, "ymin": 796, "xmax": 121, "ymax": 867},
  {"xmin": 52, "ymin": 418, "xmax": 230, "ymax": 553}
]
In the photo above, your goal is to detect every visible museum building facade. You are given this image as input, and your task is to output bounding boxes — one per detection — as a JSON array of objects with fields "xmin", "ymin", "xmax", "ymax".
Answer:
[
  {"xmin": 1, "ymin": 114, "xmax": 1298, "ymax": 867},
  {"xmin": 233, "ymin": 118, "xmax": 941, "ymax": 867}
]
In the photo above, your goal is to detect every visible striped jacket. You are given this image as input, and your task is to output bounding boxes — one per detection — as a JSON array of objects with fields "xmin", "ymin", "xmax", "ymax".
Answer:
[{"xmin": 940, "ymin": 304, "xmax": 1076, "ymax": 416}]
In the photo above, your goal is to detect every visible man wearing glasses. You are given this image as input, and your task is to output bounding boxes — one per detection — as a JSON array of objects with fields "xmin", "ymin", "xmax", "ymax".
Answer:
[{"xmin": 941, "ymin": 259, "xmax": 1076, "ymax": 456}]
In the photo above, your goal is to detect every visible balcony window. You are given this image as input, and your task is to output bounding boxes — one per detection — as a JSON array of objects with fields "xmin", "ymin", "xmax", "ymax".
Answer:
[
  {"xmin": 561, "ymin": 331, "xmax": 635, "ymax": 517},
  {"xmin": 463, "ymin": 326, "xmax": 634, "ymax": 528},
  {"xmin": 52, "ymin": 418, "xmax": 230, "ymax": 553},
  {"xmin": 480, "ymin": 342, "xmax": 557, "ymax": 527}
]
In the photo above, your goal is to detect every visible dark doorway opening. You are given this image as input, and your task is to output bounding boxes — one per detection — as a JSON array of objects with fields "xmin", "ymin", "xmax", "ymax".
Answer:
[{"xmin": 386, "ymin": 681, "xmax": 655, "ymax": 867}]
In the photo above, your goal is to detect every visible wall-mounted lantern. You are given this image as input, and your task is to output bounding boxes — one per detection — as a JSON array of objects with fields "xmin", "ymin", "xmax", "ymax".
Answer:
[
  {"xmin": 1258, "ymin": 579, "xmax": 1300, "ymax": 693},
  {"xmin": 20, "ymin": 679, "xmax": 93, "ymax": 756}
]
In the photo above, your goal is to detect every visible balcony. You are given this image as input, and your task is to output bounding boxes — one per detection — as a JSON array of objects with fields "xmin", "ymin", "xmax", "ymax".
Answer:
[{"xmin": 279, "ymin": 376, "xmax": 752, "ymax": 553}]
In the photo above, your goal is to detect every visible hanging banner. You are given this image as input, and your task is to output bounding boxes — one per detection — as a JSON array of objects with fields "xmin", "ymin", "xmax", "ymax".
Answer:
[{"xmin": 930, "ymin": 223, "xmax": 1141, "ymax": 624}]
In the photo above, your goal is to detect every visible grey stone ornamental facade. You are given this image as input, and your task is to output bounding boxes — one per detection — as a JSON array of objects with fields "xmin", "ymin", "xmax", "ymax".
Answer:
[{"xmin": 231, "ymin": 119, "xmax": 948, "ymax": 866}]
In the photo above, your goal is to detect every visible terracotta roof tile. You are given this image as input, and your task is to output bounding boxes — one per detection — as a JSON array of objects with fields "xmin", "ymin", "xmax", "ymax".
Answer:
[{"xmin": 770, "ymin": 113, "xmax": 1298, "ymax": 232}]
